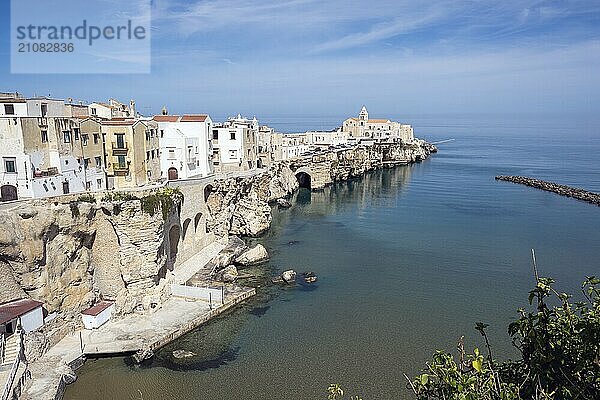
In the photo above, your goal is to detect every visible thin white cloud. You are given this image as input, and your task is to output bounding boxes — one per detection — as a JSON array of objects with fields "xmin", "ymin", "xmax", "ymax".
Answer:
[{"xmin": 311, "ymin": 12, "xmax": 445, "ymax": 53}]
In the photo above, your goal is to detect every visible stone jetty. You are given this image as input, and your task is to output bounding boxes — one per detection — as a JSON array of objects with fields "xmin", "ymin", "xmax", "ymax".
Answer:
[{"xmin": 495, "ymin": 175, "xmax": 600, "ymax": 206}]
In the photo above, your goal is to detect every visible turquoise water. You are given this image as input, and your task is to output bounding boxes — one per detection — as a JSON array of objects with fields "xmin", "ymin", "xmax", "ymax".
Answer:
[{"xmin": 64, "ymin": 114, "xmax": 599, "ymax": 400}]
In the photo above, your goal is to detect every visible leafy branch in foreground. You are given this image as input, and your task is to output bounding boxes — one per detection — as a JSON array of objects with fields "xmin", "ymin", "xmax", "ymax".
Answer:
[{"xmin": 408, "ymin": 251, "xmax": 600, "ymax": 400}]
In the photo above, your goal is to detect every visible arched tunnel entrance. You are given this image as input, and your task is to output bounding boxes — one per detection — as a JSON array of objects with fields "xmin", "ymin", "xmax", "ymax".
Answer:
[{"xmin": 296, "ymin": 172, "xmax": 312, "ymax": 189}]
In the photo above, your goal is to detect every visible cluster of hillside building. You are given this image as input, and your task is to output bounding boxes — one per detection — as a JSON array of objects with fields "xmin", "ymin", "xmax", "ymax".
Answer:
[{"xmin": 0, "ymin": 91, "xmax": 415, "ymax": 202}]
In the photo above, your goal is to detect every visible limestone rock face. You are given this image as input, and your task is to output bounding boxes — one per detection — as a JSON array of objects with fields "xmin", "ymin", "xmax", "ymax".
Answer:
[
  {"xmin": 209, "ymin": 236, "xmax": 248, "ymax": 272},
  {"xmin": 235, "ymin": 244, "xmax": 269, "ymax": 266},
  {"xmin": 230, "ymin": 198, "xmax": 272, "ymax": 237},
  {"xmin": 91, "ymin": 215, "xmax": 124, "ymax": 300},
  {"xmin": 0, "ymin": 197, "xmax": 178, "ymax": 322}
]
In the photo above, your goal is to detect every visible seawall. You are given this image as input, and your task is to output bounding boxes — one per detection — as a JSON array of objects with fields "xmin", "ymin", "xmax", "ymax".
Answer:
[{"xmin": 495, "ymin": 175, "xmax": 600, "ymax": 206}]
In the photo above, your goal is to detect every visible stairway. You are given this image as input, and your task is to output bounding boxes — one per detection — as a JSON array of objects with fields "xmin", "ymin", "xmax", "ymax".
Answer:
[{"xmin": 1, "ymin": 335, "xmax": 19, "ymax": 369}]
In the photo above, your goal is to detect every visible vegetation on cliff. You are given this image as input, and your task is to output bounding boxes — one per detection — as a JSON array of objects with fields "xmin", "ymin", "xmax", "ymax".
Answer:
[
  {"xmin": 407, "ymin": 273, "xmax": 600, "ymax": 400},
  {"xmin": 329, "ymin": 275, "xmax": 599, "ymax": 400},
  {"xmin": 100, "ymin": 187, "xmax": 183, "ymax": 220}
]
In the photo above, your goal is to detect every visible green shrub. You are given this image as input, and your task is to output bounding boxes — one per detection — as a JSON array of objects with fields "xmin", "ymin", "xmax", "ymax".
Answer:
[
  {"xmin": 77, "ymin": 194, "xmax": 97, "ymax": 203},
  {"xmin": 410, "ymin": 276, "xmax": 600, "ymax": 400}
]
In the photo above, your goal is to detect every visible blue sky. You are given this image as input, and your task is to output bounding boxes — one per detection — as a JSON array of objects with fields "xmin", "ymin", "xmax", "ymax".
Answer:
[{"xmin": 1, "ymin": 0, "xmax": 600, "ymax": 118}]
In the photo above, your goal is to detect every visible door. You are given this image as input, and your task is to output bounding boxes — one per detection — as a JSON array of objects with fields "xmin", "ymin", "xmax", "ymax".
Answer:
[
  {"xmin": 62, "ymin": 181, "xmax": 70, "ymax": 194},
  {"xmin": 0, "ymin": 185, "xmax": 17, "ymax": 202},
  {"xmin": 168, "ymin": 167, "xmax": 178, "ymax": 180}
]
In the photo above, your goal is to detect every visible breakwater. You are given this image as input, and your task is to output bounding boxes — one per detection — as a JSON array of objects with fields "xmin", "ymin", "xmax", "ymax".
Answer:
[{"xmin": 495, "ymin": 176, "xmax": 600, "ymax": 206}]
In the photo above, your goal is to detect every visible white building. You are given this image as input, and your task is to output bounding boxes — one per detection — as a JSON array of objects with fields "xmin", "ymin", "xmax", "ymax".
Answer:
[
  {"xmin": 0, "ymin": 93, "xmax": 28, "ymax": 117},
  {"xmin": 81, "ymin": 301, "xmax": 114, "ymax": 330},
  {"xmin": 0, "ymin": 116, "xmax": 107, "ymax": 201},
  {"xmin": 153, "ymin": 114, "xmax": 214, "ymax": 180},
  {"xmin": 0, "ymin": 299, "xmax": 44, "ymax": 334},
  {"xmin": 212, "ymin": 114, "xmax": 259, "ymax": 172},
  {"xmin": 89, "ymin": 99, "xmax": 137, "ymax": 120},
  {"xmin": 343, "ymin": 106, "xmax": 415, "ymax": 143},
  {"xmin": 272, "ymin": 133, "xmax": 311, "ymax": 160}
]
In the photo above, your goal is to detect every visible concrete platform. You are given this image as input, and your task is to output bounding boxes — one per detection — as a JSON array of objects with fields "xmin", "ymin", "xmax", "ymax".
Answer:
[{"xmin": 20, "ymin": 240, "xmax": 255, "ymax": 400}]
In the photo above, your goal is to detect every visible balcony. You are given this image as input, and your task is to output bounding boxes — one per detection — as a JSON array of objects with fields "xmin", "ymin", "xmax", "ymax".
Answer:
[
  {"xmin": 111, "ymin": 142, "xmax": 129, "ymax": 155},
  {"xmin": 112, "ymin": 163, "xmax": 129, "ymax": 176}
]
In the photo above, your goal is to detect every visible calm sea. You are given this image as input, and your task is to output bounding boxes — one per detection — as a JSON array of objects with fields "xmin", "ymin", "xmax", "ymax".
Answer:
[{"xmin": 65, "ymin": 114, "xmax": 600, "ymax": 400}]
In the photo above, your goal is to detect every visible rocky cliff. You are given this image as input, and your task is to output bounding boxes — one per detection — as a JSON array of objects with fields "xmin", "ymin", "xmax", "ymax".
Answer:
[
  {"xmin": 0, "ymin": 141, "xmax": 435, "ymax": 350},
  {"xmin": 0, "ymin": 192, "xmax": 183, "ymax": 352}
]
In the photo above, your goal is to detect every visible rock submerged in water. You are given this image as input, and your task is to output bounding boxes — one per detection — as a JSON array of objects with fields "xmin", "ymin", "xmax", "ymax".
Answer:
[
  {"xmin": 235, "ymin": 244, "xmax": 269, "ymax": 266},
  {"xmin": 276, "ymin": 198, "xmax": 292, "ymax": 209},
  {"xmin": 173, "ymin": 350, "xmax": 196, "ymax": 359},
  {"xmin": 271, "ymin": 270, "xmax": 297, "ymax": 285},
  {"xmin": 302, "ymin": 271, "xmax": 317, "ymax": 283},
  {"xmin": 220, "ymin": 265, "xmax": 239, "ymax": 283}
]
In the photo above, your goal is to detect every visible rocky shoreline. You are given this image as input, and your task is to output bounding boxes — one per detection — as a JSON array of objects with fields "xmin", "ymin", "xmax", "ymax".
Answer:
[
  {"xmin": 0, "ymin": 140, "xmax": 436, "ymax": 400},
  {"xmin": 495, "ymin": 175, "xmax": 600, "ymax": 206}
]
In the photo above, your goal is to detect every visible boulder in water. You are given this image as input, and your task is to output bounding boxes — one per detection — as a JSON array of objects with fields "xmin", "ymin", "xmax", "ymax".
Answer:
[
  {"xmin": 220, "ymin": 265, "xmax": 239, "ymax": 283},
  {"xmin": 173, "ymin": 350, "xmax": 197, "ymax": 359},
  {"xmin": 235, "ymin": 244, "xmax": 269, "ymax": 266},
  {"xmin": 281, "ymin": 270, "xmax": 297, "ymax": 284}
]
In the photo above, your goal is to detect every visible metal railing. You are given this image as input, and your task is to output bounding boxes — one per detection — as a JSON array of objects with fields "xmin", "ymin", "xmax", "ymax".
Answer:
[
  {"xmin": 112, "ymin": 163, "xmax": 129, "ymax": 171},
  {"xmin": 1, "ymin": 330, "xmax": 23, "ymax": 400},
  {"xmin": 0, "ymin": 334, "xmax": 4, "ymax": 365}
]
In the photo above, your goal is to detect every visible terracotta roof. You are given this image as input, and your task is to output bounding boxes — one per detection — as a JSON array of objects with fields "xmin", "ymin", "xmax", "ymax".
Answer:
[
  {"xmin": 100, "ymin": 119, "xmax": 136, "ymax": 126},
  {"xmin": 81, "ymin": 301, "xmax": 114, "ymax": 316},
  {"xmin": 0, "ymin": 299, "xmax": 43, "ymax": 325},
  {"xmin": 181, "ymin": 114, "xmax": 208, "ymax": 122},
  {"xmin": 153, "ymin": 115, "xmax": 180, "ymax": 122}
]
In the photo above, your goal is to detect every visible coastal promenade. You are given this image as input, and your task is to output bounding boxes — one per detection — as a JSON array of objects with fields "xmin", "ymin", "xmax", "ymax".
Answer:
[{"xmin": 21, "ymin": 241, "xmax": 256, "ymax": 400}]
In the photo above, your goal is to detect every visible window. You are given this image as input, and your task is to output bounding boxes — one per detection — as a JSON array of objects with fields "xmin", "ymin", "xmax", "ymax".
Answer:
[
  {"xmin": 230, "ymin": 131, "xmax": 236, "ymax": 140},
  {"xmin": 160, "ymin": 129, "xmax": 164, "ymax": 138},
  {"xmin": 84, "ymin": 158, "xmax": 90, "ymax": 168},
  {"xmin": 229, "ymin": 149, "xmax": 238, "ymax": 158},
  {"xmin": 41, "ymin": 103, "xmax": 48, "ymax": 117},
  {"xmin": 41, "ymin": 130, "xmax": 48, "ymax": 143},
  {"xmin": 4, "ymin": 158, "xmax": 16, "ymax": 173},
  {"xmin": 146, "ymin": 151, "xmax": 150, "ymax": 160},
  {"xmin": 82, "ymin": 134, "xmax": 89, "ymax": 146},
  {"xmin": 63, "ymin": 131, "xmax": 71, "ymax": 143},
  {"xmin": 97, "ymin": 179, "xmax": 103, "ymax": 189},
  {"xmin": 151, "ymin": 150, "xmax": 155, "ymax": 159},
  {"xmin": 86, "ymin": 181, "xmax": 91, "ymax": 190},
  {"xmin": 117, "ymin": 155, "xmax": 126, "ymax": 167},
  {"xmin": 93, "ymin": 133, "xmax": 99, "ymax": 144},
  {"xmin": 4, "ymin": 104, "xmax": 15, "ymax": 115},
  {"xmin": 91, "ymin": 107, "xmax": 97, "ymax": 116},
  {"xmin": 74, "ymin": 128, "xmax": 80, "ymax": 140},
  {"xmin": 116, "ymin": 134, "xmax": 125, "ymax": 148},
  {"xmin": 168, "ymin": 149, "xmax": 175, "ymax": 159},
  {"xmin": 212, "ymin": 130, "xmax": 218, "ymax": 140},
  {"xmin": 145, "ymin": 131, "xmax": 150, "ymax": 141},
  {"xmin": 95, "ymin": 156, "xmax": 102, "ymax": 167}
]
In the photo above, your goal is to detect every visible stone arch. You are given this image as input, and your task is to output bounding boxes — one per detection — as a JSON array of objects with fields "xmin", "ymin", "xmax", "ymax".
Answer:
[
  {"xmin": 168, "ymin": 224, "xmax": 181, "ymax": 261},
  {"xmin": 203, "ymin": 184, "xmax": 213, "ymax": 202},
  {"xmin": 0, "ymin": 184, "xmax": 18, "ymax": 202},
  {"xmin": 194, "ymin": 212, "xmax": 202, "ymax": 232},
  {"xmin": 295, "ymin": 168, "xmax": 312, "ymax": 189},
  {"xmin": 182, "ymin": 218, "xmax": 192, "ymax": 240}
]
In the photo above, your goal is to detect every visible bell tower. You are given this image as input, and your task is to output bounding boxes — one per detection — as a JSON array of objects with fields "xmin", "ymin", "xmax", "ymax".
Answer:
[{"xmin": 359, "ymin": 105, "xmax": 369, "ymax": 122}]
